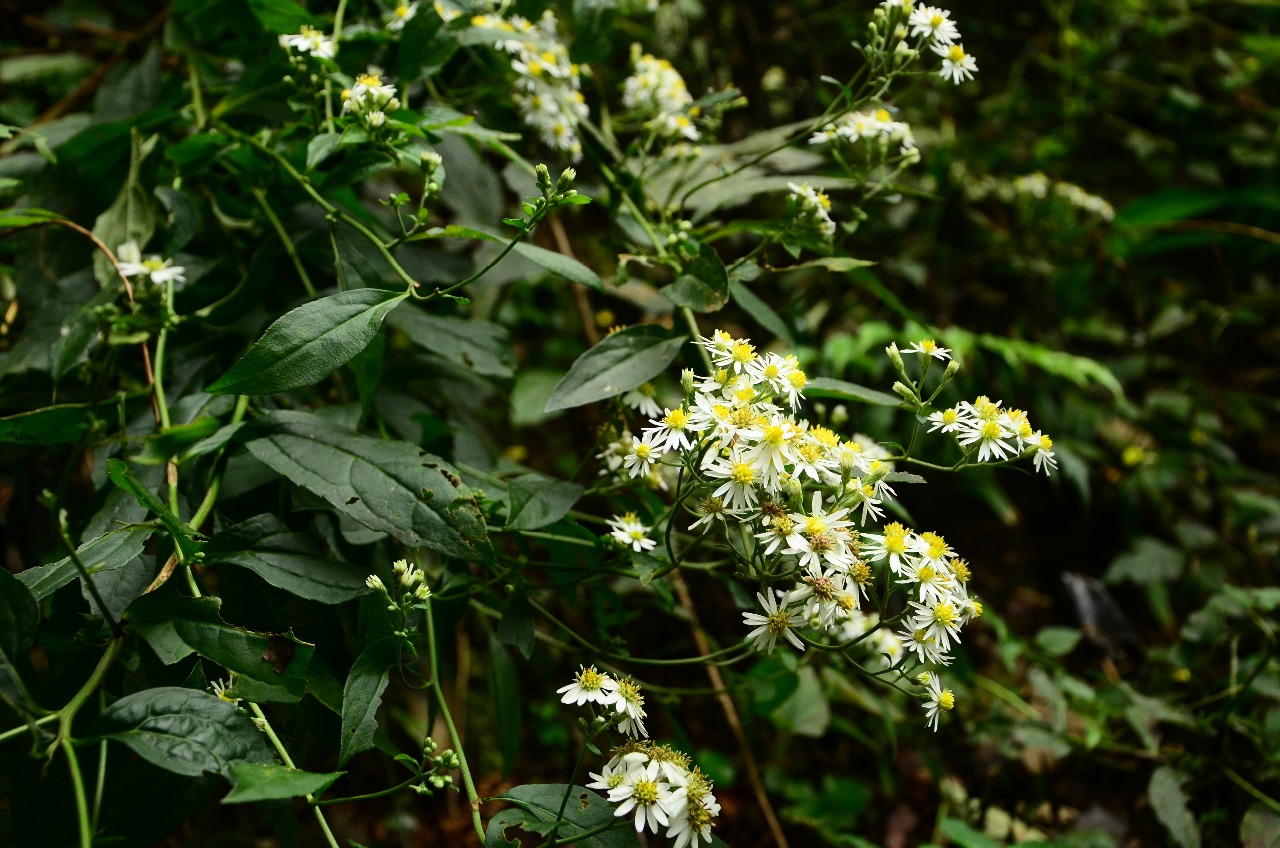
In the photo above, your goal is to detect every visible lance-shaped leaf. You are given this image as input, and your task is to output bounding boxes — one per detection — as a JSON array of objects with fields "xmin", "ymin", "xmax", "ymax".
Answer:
[
  {"xmin": 89, "ymin": 687, "xmax": 274, "ymax": 778},
  {"xmin": 205, "ymin": 514, "xmax": 370, "ymax": 604},
  {"xmin": 245, "ymin": 411, "xmax": 492, "ymax": 562},
  {"xmin": 106, "ymin": 458, "xmax": 201, "ymax": 561},
  {"xmin": 805, "ymin": 376, "xmax": 902, "ymax": 407},
  {"xmin": 505, "ymin": 472, "xmax": 582, "ymax": 531},
  {"xmin": 206, "ymin": 288, "xmax": 409, "ymax": 395},
  {"xmin": 0, "ymin": 403, "xmax": 98, "ymax": 445},
  {"xmin": 338, "ymin": 637, "xmax": 400, "ymax": 765},
  {"xmin": 17, "ymin": 525, "xmax": 154, "ymax": 602},
  {"xmin": 544, "ymin": 325, "xmax": 687, "ymax": 413},
  {"xmin": 224, "ymin": 762, "xmax": 345, "ymax": 803}
]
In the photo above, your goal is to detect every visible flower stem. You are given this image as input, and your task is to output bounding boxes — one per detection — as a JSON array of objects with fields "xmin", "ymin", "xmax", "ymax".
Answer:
[
  {"xmin": 424, "ymin": 596, "xmax": 486, "ymax": 843},
  {"xmin": 249, "ymin": 702, "xmax": 342, "ymax": 848},
  {"xmin": 252, "ymin": 187, "xmax": 316, "ymax": 297},
  {"xmin": 62, "ymin": 738, "xmax": 92, "ymax": 848}
]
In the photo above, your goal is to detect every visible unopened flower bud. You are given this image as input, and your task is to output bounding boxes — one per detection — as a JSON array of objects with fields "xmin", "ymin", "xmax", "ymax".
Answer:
[
  {"xmin": 830, "ymin": 404, "xmax": 849, "ymax": 427},
  {"xmin": 681, "ymin": 368, "xmax": 695, "ymax": 399},
  {"xmin": 366, "ymin": 574, "xmax": 386, "ymax": 593},
  {"xmin": 421, "ymin": 151, "xmax": 443, "ymax": 172},
  {"xmin": 942, "ymin": 359, "xmax": 961, "ymax": 381},
  {"xmin": 886, "ymin": 342, "xmax": 905, "ymax": 374},
  {"xmin": 413, "ymin": 583, "xmax": 431, "ymax": 601},
  {"xmin": 892, "ymin": 381, "xmax": 918, "ymax": 403},
  {"xmin": 556, "ymin": 167, "xmax": 576, "ymax": 193},
  {"xmin": 535, "ymin": 163, "xmax": 552, "ymax": 192}
]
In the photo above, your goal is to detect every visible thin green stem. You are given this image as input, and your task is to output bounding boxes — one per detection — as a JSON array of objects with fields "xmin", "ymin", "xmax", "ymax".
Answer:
[
  {"xmin": 249, "ymin": 703, "xmax": 342, "ymax": 848},
  {"xmin": 545, "ymin": 742, "xmax": 593, "ymax": 847},
  {"xmin": 424, "ymin": 596, "xmax": 486, "ymax": 843},
  {"xmin": 1225, "ymin": 766, "xmax": 1280, "ymax": 815},
  {"xmin": 91, "ymin": 692, "xmax": 107, "ymax": 832},
  {"xmin": 315, "ymin": 773, "xmax": 422, "ymax": 806},
  {"xmin": 550, "ymin": 818, "xmax": 625, "ymax": 846},
  {"xmin": 424, "ymin": 207, "xmax": 548, "ymax": 301},
  {"xmin": 62, "ymin": 738, "xmax": 92, "ymax": 848},
  {"xmin": 252, "ymin": 187, "xmax": 317, "ymax": 297},
  {"xmin": 58, "ymin": 520, "xmax": 118, "ymax": 635},
  {"xmin": 0, "ymin": 713, "xmax": 58, "ymax": 746}
]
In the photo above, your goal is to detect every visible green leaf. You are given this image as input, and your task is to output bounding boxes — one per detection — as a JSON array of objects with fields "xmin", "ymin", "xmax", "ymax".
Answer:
[
  {"xmin": 661, "ymin": 244, "xmax": 729, "ymax": 312},
  {"xmin": 1104, "ymin": 537, "xmax": 1184, "ymax": 585},
  {"xmin": 17, "ymin": 525, "xmax": 153, "ymax": 603},
  {"xmin": 805, "ymin": 377, "xmax": 901, "ymax": 407},
  {"xmin": 388, "ymin": 308, "xmax": 514, "ymax": 378},
  {"xmin": 207, "ymin": 288, "xmax": 409, "ymax": 395},
  {"xmin": 339, "ymin": 637, "xmax": 400, "ymax": 766},
  {"xmin": 0, "ymin": 643, "xmax": 39, "ymax": 721},
  {"xmin": 92, "ymin": 129, "xmax": 157, "ymax": 285},
  {"xmin": 89, "ymin": 687, "xmax": 274, "ymax": 778},
  {"xmin": 544, "ymin": 325, "xmax": 687, "ymax": 414},
  {"xmin": 776, "ymin": 256, "xmax": 876, "ymax": 274},
  {"xmin": 1241, "ymin": 804, "xmax": 1280, "ymax": 848},
  {"xmin": 0, "ymin": 570, "xmax": 38, "ymax": 658},
  {"xmin": 771, "ymin": 666, "xmax": 830, "ymax": 737},
  {"xmin": 1034, "ymin": 627, "xmax": 1082, "ymax": 657},
  {"xmin": 0, "ymin": 403, "xmax": 96, "ymax": 445},
  {"xmin": 133, "ymin": 417, "xmax": 222, "ymax": 466},
  {"xmin": 1149, "ymin": 766, "xmax": 1201, "ymax": 848},
  {"xmin": 489, "ymin": 636, "xmax": 521, "ymax": 775},
  {"xmin": 505, "ymin": 473, "xmax": 583, "ymax": 531},
  {"xmin": 976, "ymin": 334, "xmax": 1124, "ymax": 401},
  {"xmin": 245, "ymin": 411, "xmax": 493, "ymax": 561},
  {"xmin": 397, "ymin": 11, "xmax": 458, "ymax": 82},
  {"xmin": 105, "ymin": 458, "xmax": 201, "ymax": 562},
  {"xmin": 204, "ymin": 514, "xmax": 370, "ymax": 604},
  {"xmin": 486, "ymin": 785, "xmax": 641, "ymax": 848},
  {"xmin": 172, "ymin": 600, "xmax": 314, "ymax": 703},
  {"xmin": 245, "ymin": 0, "xmax": 317, "ymax": 31},
  {"xmin": 224, "ymin": 762, "xmax": 344, "ymax": 803},
  {"xmin": 938, "ymin": 818, "xmax": 1002, "ymax": 848},
  {"xmin": 154, "ymin": 186, "xmax": 199, "ymax": 253},
  {"xmin": 496, "ymin": 592, "xmax": 534, "ymax": 659},
  {"xmin": 729, "ymin": 279, "xmax": 795, "ymax": 346},
  {"xmin": 306, "ymin": 132, "xmax": 342, "ymax": 170},
  {"xmin": 0, "ymin": 207, "xmax": 65, "ymax": 229},
  {"xmin": 510, "ymin": 242, "xmax": 604, "ymax": 291}
]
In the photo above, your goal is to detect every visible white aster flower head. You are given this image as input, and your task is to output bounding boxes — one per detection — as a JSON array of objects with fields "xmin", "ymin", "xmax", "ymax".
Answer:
[
  {"xmin": 927, "ymin": 406, "xmax": 965, "ymax": 434},
  {"xmin": 903, "ymin": 338, "xmax": 951, "ymax": 360},
  {"xmin": 909, "ymin": 595, "xmax": 964, "ymax": 654},
  {"xmin": 932, "ymin": 41, "xmax": 978, "ymax": 84},
  {"xmin": 957, "ymin": 417, "xmax": 1017, "ymax": 463},
  {"xmin": 608, "ymin": 759, "xmax": 679, "ymax": 833},
  {"xmin": 861, "ymin": 521, "xmax": 913, "ymax": 574},
  {"xmin": 1030, "ymin": 432, "xmax": 1057, "ymax": 476},
  {"xmin": 586, "ymin": 759, "xmax": 631, "ymax": 793},
  {"xmin": 921, "ymin": 672, "xmax": 956, "ymax": 731},
  {"xmin": 622, "ymin": 381, "xmax": 663, "ymax": 418},
  {"xmin": 116, "ymin": 241, "xmax": 187, "ymax": 285},
  {"xmin": 387, "ymin": 1, "xmax": 418, "ymax": 31},
  {"xmin": 644, "ymin": 405, "xmax": 696, "ymax": 453},
  {"xmin": 557, "ymin": 664, "xmax": 618, "ymax": 706},
  {"xmin": 608, "ymin": 677, "xmax": 649, "ymax": 738},
  {"xmin": 787, "ymin": 182, "xmax": 836, "ymax": 238},
  {"xmin": 622, "ymin": 430, "xmax": 664, "ymax": 478},
  {"xmin": 347, "ymin": 69, "xmax": 399, "ymax": 112},
  {"xmin": 666, "ymin": 767, "xmax": 720, "ymax": 848},
  {"xmin": 703, "ymin": 448, "xmax": 762, "ymax": 511},
  {"xmin": 908, "ymin": 5, "xmax": 960, "ymax": 44},
  {"xmin": 742, "ymin": 590, "xmax": 806, "ymax": 654},
  {"xmin": 279, "ymin": 25, "xmax": 336, "ymax": 59},
  {"xmin": 210, "ymin": 677, "xmax": 241, "ymax": 705},
  {"xmin": 607, "ymin": 512, "xmax": 657, "ymax": 553}
]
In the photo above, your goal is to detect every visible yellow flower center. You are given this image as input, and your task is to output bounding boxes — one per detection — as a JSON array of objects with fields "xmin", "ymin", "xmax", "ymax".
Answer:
[
  {"xmin": 1038, "ymin": 435, "xmax": 1053, "ymax": 451},
  {"xmin": 930, "ymin": 13, "xmax": 945, "ymax": 27},
  {"xmin": 939, "ymin": 690, "xmax": 955, "ymax": 710},
  {"xmin": 761, "ymin": 424, "xmax": 787, "ymax": 446},
  {"xmin": 980, "ymin": 421, "xmax": 1003, "ymax": 441},
  {"xmin": 394, "ymin": 5, "xmax": 411, "ymax": 17},
  {"xmin": 142, "ymin": 258, "xmax": 166, "ymax": 272},
  {"xmin": 948, "ymin": 45, "xmax": 966, "ymax": 62},
  {"xmin": 664, "ymin": 408, "xmax": 688, "ymax": 429},
  {"xmin": 356, "ymin": 73, "xmax": 383, "ymax": 86},
  {"xmin": 730, "ymin": 463, "xmax": 756, "ymax": 485},
  {"xmin": 932, "ymin": 602, "xmax": 958, "ymax": 626},
  {"xmin": 730, "ymin": 341, "xmax": 756, "ymax": 365},
  {"xmin": 787, "ymin": 370, "xmax": 807, "ymax": 390}
]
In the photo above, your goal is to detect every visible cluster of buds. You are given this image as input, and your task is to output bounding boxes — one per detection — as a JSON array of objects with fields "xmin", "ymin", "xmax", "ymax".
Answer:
[
  {"xmin": 341, "ymin": 68, "xmax": 401, "ymax": 130},
  {"xmin": 414, "ymin": 737, "xmax": 461, "ymax": 793},
  {"xmin": 366, "ymin": 558, "xmax": 431, "ymax": 613}
]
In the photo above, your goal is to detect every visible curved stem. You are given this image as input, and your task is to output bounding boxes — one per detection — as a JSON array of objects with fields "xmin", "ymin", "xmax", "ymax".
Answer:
[
  {"xmin": 252, "ymin": 187, "xmax": 316, "ymax": 297},
  {"xmin": 62, "ymin": 738, "xmax": 92, "ymax": 848}
]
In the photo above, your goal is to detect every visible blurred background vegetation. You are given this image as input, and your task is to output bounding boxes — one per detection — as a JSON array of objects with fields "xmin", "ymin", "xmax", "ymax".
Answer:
[{"xmin": 2, "ymin": 0, "xmax": 1278, "ymax": 846}]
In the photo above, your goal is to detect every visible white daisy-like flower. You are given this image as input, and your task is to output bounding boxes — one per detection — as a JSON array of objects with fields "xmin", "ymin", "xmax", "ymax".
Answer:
[
  {"xmin": 927, "ymin": 407, "xmax": 965, "ymax": 433},
  {"xmin": 386, "ymin": 2, "xmax": 418, "ymax": 31},
  {"xmin": 210, "ymin": 678, "xmax": 241, "ymax": 705},
  {"xmin": 608, "ymin": 759, "xmax": 680, "ymax": 833},
  {"xmin": 742, "ymin": 591, "xmax": 806, "ymax": 653},
  {"xmin": 703, "ymin": 449, "xmax": 761, "ymax": 512},
  {"xmin": 908, "ymin": 6, "xmax": 960, "ymax": 44},
  {"xmin": 1030, "ymin": 432, "xmax": 1057, "ymax": 475},
  {"xmin": 861, "ymin": 522, "xmax": 914, "ymax": 575},
  {"xmin": 900, "ymin": 625, "xmax": 950, "ymax": 665},
  {"xmin": 665, "ymin": 770, "xmax": 720, "ymax": 848},
  {"xmin": 908, "ymin": 595, "xmax": 964, "ymax": 654},
  {"xmin": 957, "ymin": 418, "xmax": 1017, "ymax": 462},
  {"xmin": 117, "ymin": 241, "xmax": 187, "ymax": 285},
  {"xmin": 644, "ymin": 406, "xmax": 697, "ymax": 453},
  {"xmin": 902, "ymin": 338, "xmax": 951, "ymax": 360},
  {"xmin": 278, "ymin": 25, "xmax": 336, "ymax": 59},
  {"xmin": 622, "ymin": 382, "xmax": 663, "ymax": 419},
  {"xmin": 920, "ymin": 672, "xmax": 956, "ymax": 731},
  {"xmin": 607, "ymin": 678, "xmax": 649, "ymax": 738},
  {"xmin": 556, "ymin": 665, "xmax": 618, "ymax": 706},
  {"xmin": 607, "ymin": 513, "xmax": 657, "ymax": 553},
  {"xmin": 622, "ymin": 430, "xmax": 665, "ymax": 478},
  {"xmin": 932, "ymin": 41, "xmax": 978, "ymax": 84}
]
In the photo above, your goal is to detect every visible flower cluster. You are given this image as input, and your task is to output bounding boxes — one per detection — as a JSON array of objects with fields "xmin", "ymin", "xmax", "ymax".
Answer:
[
  {"xmin": 787, "ymin": 182, "xmax": 837, "ymax": 239},
  {"xmin": 341, "ymin": 67, "xmax": 401, "ymax": 129},
  {"xmin": 877, "ymin": 1, "xmax": 977, "ymax": 84},
  {"xmin": 560, "ymin": 669, "xmax": 720, "ymax": 845},
  {"xmin": 117, "ymin": 241, "xmax": 186, "ymax": 285},
  {"xmin": 589, "ymin": 743, "xmax": 721, "ymax": 846},
  {"xmin": 556, "ymin": 665, "xmax": 649, "ymax": 739},
  {"xmin": 366, "ymin": 558, "xmax": 431, "ymax": 611},
  {"xmin": 927, "ymin": 394, "xmax": 1057, "ymax": 474},
  {"xmin": 470, "ymin": 9, "xmax": 589, "ymax": 159},
  {"xmin": 278, "ymin": 25, "xmax": 336, "ymax": 60},
  {"xmin": 622, "ymin": 46, "xmax": 701, "ymax": 141},
  {"xmin": 808, "ymin": 106, "xmax": 917, "ymax": 160},
  {"xmin": 953, "ymin": 164, "xmax": 1116, "ymax": 222}
]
